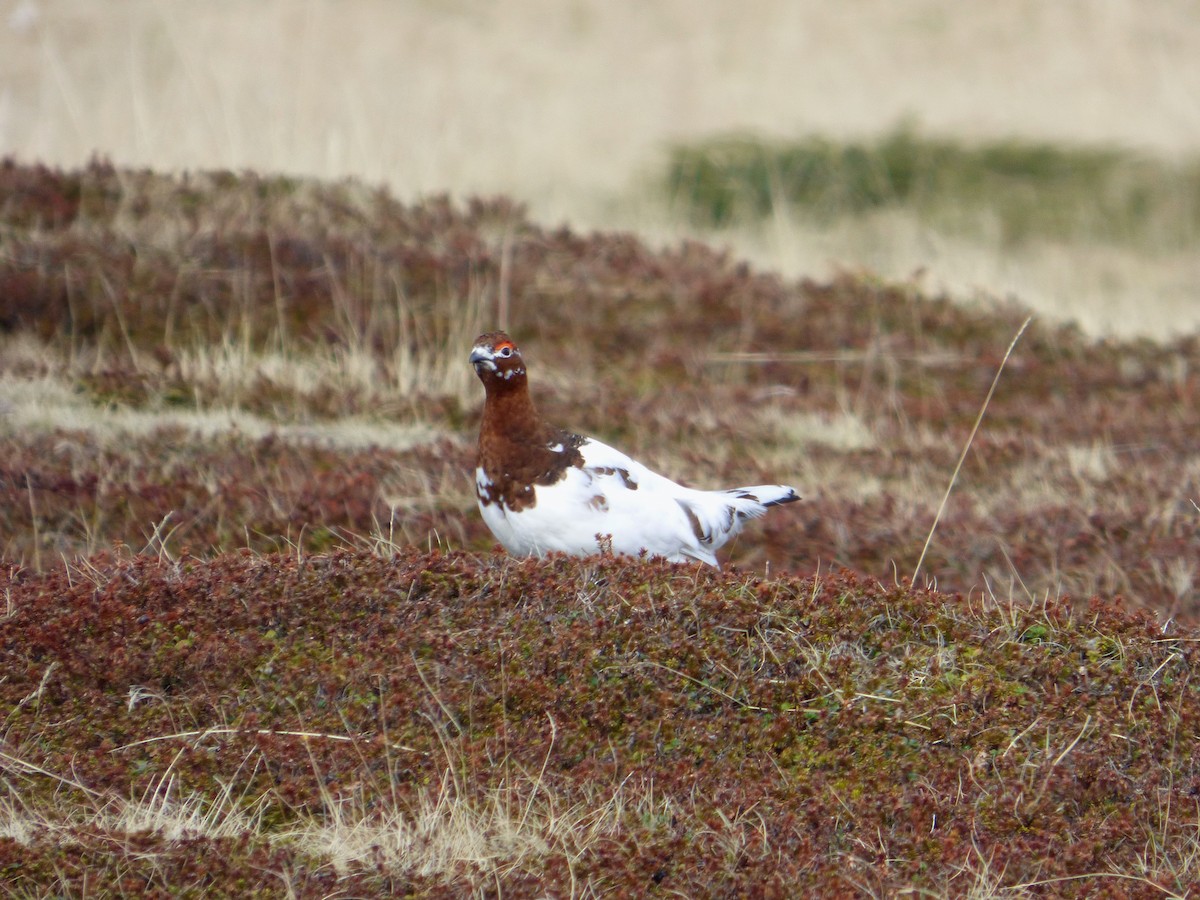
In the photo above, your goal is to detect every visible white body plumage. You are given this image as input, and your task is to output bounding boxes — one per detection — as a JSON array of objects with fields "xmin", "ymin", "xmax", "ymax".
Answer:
[{"xmin": 476, "ymin": 435, "xmax": 797, "ymax": 567}]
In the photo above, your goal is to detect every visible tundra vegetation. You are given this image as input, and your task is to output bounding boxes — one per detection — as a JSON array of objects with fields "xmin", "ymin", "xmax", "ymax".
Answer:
[{"xmin": 1, "ymin": 158, "xmax": 1199, "ymax": 896}]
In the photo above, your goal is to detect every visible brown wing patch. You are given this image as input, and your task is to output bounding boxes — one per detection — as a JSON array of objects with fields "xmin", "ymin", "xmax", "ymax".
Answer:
[
  {"xmin": 585, "ymin": 465, "xmax": 638, "ymax": 490},
  {"xmin": 677, "ymin": 499, "xmax": 711, "ymax": 545}
]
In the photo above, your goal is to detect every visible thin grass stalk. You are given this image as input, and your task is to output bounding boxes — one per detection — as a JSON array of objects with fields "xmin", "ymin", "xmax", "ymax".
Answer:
[{"xmin": 912, "ymin": 315, "xmax": 1032, "ymax": 584}]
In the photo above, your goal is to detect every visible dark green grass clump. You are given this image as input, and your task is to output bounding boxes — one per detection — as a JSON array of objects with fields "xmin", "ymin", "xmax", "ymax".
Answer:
[
  {"xmin": 665, "ymin": 125, "xmax": 1200, "ymax": 247},
  {"xmin": 1, "ymin": 549, "xmax": 1197, "ymax": 896}
]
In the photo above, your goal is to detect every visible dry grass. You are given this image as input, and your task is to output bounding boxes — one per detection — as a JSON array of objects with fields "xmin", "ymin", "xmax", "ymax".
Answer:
[
  {"xmin": 3, "ymin": 1, "xmax": 1200, "ymax": 338},
  {"xmin": 708, "ymin": 209, "xmax": 1200, "ymax": 340},
  {"xmin": 0, "ymin": 364, "xmax": 446, "ymax": 452},
  {"xmin": 0, "ymin": 721, "xmax": 638, "ymax": 894}
]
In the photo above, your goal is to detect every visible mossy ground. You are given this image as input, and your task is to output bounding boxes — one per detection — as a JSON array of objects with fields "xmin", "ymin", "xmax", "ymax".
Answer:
[
  {"xmin": 3, "ymin": 550, "xmax": 1198, "ymax": 897},
  {"xmin": 1, "ymin": 160, "xmax": 1199, "ymax": 895}
]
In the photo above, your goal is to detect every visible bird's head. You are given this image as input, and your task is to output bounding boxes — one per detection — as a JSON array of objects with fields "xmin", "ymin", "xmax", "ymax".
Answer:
[{"xmin": 470, "ymin": 332, "xmax": 526, "ymax": 386}]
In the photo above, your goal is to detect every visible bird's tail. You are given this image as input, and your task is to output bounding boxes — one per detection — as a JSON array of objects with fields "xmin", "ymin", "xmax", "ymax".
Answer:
[
  {"xmin": 722, "ymin": 485, "xmax": 800, "ymax": 512},
  {"xmin": 677, "ymin": 484, "xmax": 800, "ymax": 556}
]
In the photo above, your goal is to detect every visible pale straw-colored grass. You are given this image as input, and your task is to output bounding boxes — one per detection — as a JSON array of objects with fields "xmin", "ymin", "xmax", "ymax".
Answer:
[{"xmin": 3, "ymin": 1, "xmax": 1199, "ymax": 337}]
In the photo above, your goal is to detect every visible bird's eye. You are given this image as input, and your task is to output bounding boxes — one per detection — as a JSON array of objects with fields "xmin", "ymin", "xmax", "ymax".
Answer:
[{"xmin": 497, "ymin": 346, "xmax": 514, "ymax": 358}]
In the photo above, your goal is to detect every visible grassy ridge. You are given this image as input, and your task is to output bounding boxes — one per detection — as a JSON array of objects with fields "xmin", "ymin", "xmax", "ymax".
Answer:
[
  {"xmin": 2, "ymin": 549, "xmax": 1198, "ymax": 896},
  {"xmin": 2, "ymin": 160, "xmax": 1198, "ymax": 615},
  {"xmin": 665, "ymin": 126, "xmax": 1200, "ymax": 249}
]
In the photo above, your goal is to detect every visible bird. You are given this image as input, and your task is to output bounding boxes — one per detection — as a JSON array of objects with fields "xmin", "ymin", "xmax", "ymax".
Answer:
[{"xmin": 469, "ymin": 331, "xmax": 799, "ymax": 567}]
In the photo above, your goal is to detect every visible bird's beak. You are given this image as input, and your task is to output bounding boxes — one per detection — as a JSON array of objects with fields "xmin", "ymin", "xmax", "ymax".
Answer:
[{"xmin": 469, "ymin": 346, "xmax": 496, "ymax": 372}]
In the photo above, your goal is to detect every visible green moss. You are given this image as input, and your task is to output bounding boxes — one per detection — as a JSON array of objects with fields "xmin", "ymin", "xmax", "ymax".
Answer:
[{"xmin": 1020, "ymin": 624, "xmax": 1050, "ymax": 643}]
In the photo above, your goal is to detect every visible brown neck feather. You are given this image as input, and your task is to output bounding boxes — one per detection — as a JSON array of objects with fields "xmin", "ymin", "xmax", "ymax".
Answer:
[
  {"xmin": 478, "ymin": 371, "xmax": 549, "ymax": 446},
  {"xmin": 475, "ymin": 367, "xmax": 588, "ymax": 512}
]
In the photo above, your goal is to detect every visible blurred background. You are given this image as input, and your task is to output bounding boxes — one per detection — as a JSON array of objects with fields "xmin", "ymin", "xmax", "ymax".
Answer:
[{"xmin": 3, "ymin": 0, "xmax": 1199, "ymax": 338}]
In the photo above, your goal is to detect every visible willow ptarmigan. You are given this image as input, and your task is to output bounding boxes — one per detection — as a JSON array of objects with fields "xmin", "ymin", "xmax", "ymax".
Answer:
[{"xmin": 470, "ymin": 331, "xmax": 799, "ymax": 567}]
